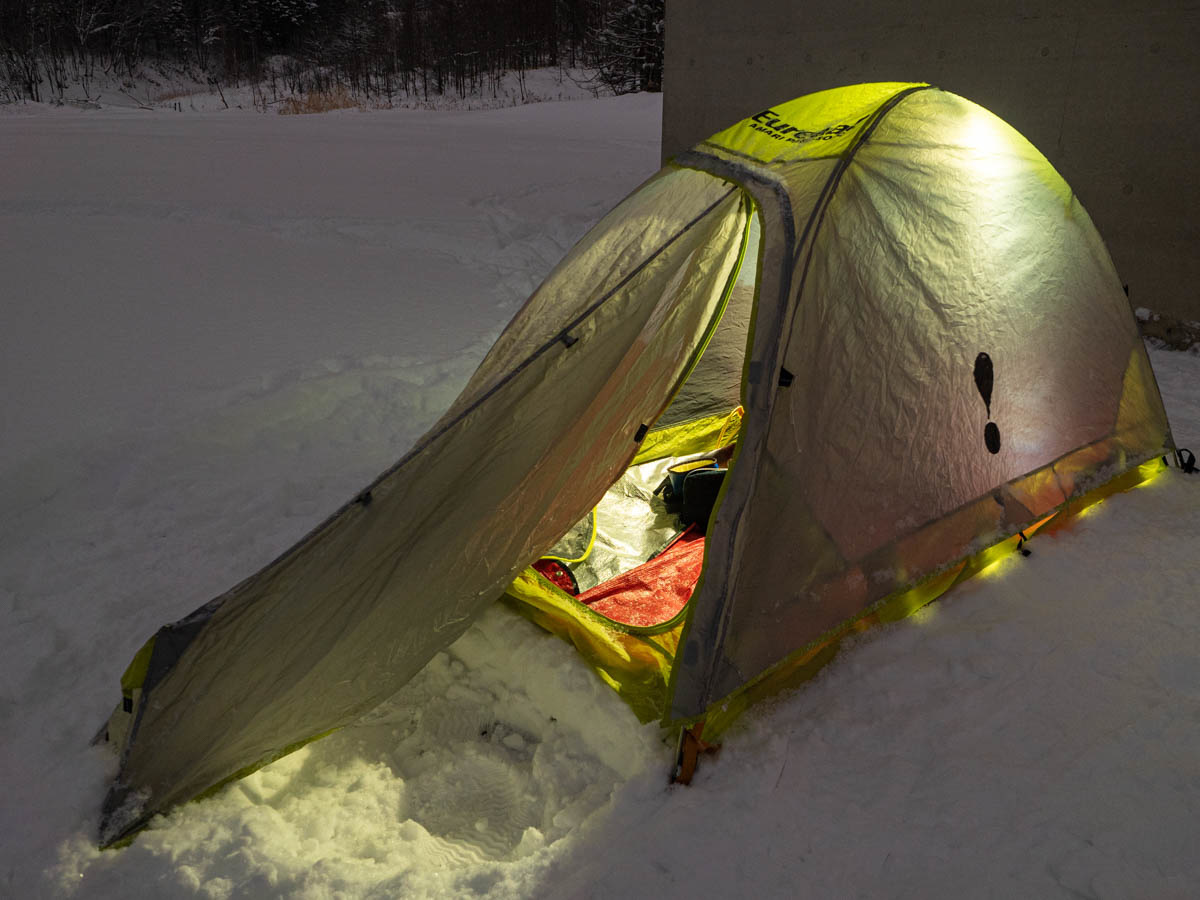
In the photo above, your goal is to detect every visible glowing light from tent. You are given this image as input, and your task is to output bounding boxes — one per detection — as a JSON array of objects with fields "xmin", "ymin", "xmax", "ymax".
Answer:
[
  {"xmin": 958, "ymin": 106, "xmax": 1024, "ymax": 180},
  {"xmin": 974, "ymin": 542, "xmax": 1016, "ymax": 579},
  {"xmin": 978, "ymin": 458, "xmax": 1166, "ymax": 574},
  {"xmin": 1135, "ymin": 458, "xmax": 1168, "ymax": 486}
]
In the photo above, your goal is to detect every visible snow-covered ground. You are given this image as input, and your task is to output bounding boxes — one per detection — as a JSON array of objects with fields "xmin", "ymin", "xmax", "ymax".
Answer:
[{"xmin": 3, "ymin": 94, "xmax": 1199, "ymax": 899}]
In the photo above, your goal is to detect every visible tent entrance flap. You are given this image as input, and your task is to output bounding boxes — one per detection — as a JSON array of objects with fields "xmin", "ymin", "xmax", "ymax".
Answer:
[{"xmin": 96, "ymin": 166, "xmax": 752, "ymax": 847}]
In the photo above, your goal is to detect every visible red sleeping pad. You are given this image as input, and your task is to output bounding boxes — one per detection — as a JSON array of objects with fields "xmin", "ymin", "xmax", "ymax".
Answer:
[{"xmin": 574, "ymin": 525, "xmax": 706, "ymax": 628}]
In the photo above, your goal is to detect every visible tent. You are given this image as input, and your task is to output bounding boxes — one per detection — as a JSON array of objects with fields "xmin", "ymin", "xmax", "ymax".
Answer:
[{"xmin": 96, "ymin": 82, "xmax": 1179, "ymax": 845}]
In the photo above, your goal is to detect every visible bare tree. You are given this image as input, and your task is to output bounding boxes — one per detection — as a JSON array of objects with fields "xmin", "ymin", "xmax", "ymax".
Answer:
[
  {"xmin": 0, "ymin": 0, "xmax": 662, "ymax": 104},
  {"xmin": 589, "ymin": 0, "xmax": 662, "ymax": 94}
]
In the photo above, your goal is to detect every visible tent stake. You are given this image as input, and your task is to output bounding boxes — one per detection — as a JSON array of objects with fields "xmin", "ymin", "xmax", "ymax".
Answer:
[{"xmin": 671, "ymin": 722, "xmax": 717, "ymax": 785}]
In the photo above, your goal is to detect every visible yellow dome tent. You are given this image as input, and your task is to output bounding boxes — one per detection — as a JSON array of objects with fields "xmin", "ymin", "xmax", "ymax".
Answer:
[{"xmin": 96, "ymin": 82, "xmax": 1178, "ymax": 846}]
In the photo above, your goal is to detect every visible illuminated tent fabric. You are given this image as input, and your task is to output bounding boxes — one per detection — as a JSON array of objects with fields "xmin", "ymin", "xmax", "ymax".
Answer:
[{"xmin": 97, "ymin": 82, "xmax": 1176, "ymax": 846}]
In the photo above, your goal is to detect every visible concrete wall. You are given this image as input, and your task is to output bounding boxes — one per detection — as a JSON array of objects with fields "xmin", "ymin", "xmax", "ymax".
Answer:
[{"xmin": 662, "ymin": 1, "xmax": 1199, "ymax": 321}]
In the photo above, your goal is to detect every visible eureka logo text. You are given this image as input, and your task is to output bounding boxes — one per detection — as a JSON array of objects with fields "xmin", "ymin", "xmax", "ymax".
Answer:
[{"xmin": 748, "ymin": 109, "xmax": 867, "ymax": 145}]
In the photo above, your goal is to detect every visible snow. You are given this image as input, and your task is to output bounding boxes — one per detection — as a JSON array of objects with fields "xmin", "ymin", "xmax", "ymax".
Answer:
[{"xmin": 3, "ymin": 92, "xmax": 1200, "ymax": 899}]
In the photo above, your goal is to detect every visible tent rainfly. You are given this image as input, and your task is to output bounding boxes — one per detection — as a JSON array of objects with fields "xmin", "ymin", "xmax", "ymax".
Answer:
[{"xmin": 96, "ymin": 82, "xmax": 1180, "ymax": 846}]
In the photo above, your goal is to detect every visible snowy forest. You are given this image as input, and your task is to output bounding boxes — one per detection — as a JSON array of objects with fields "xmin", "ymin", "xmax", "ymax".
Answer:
[{"xmin": 0, "ymin": 0, "xmax": 664, "ymax": 103}]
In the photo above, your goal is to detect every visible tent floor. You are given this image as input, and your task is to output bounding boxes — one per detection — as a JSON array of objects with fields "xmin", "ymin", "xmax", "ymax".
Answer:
[{"xmin": 574, "ymin": 524, "xmax": 705, "ymax": 628}]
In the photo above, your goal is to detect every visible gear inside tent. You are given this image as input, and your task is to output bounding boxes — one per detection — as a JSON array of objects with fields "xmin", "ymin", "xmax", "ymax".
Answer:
[{"xmin": 95, "ymin": 82, "xmax": 1178, "ymax": 846}]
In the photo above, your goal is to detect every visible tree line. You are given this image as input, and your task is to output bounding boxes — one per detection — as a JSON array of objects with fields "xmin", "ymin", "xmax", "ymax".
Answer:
[{"xmin": 0, "ymin": 0, "xmax": 663, "ymax": 103}]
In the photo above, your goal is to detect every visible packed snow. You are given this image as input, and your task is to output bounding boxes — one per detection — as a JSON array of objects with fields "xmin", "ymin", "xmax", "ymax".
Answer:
[{"xmin": 2, "ymin": 92, "xmax": 1199, "ymax": 899}]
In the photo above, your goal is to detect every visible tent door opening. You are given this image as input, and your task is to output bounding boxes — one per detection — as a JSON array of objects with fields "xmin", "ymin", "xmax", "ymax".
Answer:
[
  {"xmin": 533, "ymin": 444, "xmax": 730, "ymax": 627},
  {"xmin": 529, "ymin": 208, "xmax": 762, "ymax": 629}
]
